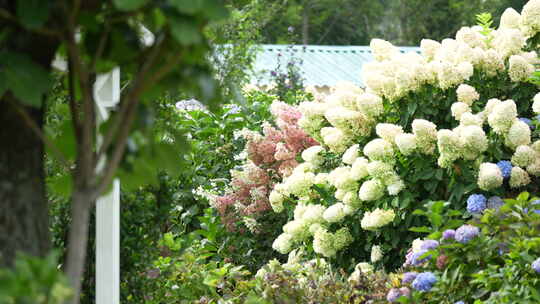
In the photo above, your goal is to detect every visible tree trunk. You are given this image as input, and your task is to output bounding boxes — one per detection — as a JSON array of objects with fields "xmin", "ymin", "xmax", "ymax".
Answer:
[
  {"xmin": 0, "ymin": 98, "xmax": 50, "ymax": 266},
  {"xmin": 302, "ymin": 4, "xmax": 309, "ymax": 45},
  {"xmin": 65, "ymin": 192, "xmax": 93, "ymax": 304}
]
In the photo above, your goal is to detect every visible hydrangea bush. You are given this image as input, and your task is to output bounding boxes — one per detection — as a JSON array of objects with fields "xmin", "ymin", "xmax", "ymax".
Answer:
[
  {"xmin": 393, "ymin": 192, "xmax": 540, "ymax": 303},
  {"xmin": 264, "ymin": 2, "xmax": 540, "ymax": 271}
]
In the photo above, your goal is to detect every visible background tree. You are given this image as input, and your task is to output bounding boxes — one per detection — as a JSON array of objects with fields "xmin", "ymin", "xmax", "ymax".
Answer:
[{"xmin": 0, "ymin": 0, "xmax": 227, "ymax": 303}]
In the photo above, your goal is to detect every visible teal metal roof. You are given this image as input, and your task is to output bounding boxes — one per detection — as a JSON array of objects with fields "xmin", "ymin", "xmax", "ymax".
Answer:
[{"xmin": 251, "ymin": 44, "xmax": 420, "ymax": 88}]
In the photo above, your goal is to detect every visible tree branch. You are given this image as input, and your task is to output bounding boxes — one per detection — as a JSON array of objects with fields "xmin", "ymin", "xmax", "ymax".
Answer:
[
  {"xmin": 95, "ymin": 34, "xmax": 165, "ymax": 161},
  {"xmin": 93, "ymin": 49, "xmax": 183, "ymax": 201}
]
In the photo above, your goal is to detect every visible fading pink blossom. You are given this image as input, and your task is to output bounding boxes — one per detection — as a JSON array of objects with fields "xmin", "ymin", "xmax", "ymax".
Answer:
[{"xmin": 213, "ymin": 101, "xmax": 318, "ymax": 232}]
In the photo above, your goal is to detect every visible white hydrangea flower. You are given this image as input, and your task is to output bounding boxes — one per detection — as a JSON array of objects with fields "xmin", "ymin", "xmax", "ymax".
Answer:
[
  {"xmin": 532, "ymin": 93, "xmax": 540, "ymax": 114},
  {"xmin": 283, "ymin": 220, "xmax": 308, "ymax": 238},
  {"xmin": 342, "ymin": 144, "xmax": 359, "ymax": 165},
  {"xmin": 451, "ymin": 102, "xmax": 471, "ymax": 120},
  {"xmin": 370, "ymin": 245, "xmax": 383, "ymax": 262},
  {"xmin": 363, "ymin": 138, "xmax": 395, "ymax": 162},
  {"xmin": 509, "ymin": 166, "xmax": 531, "ymax": 188},
  {"xmin": 323, "ymin": 203, "xmax": 347, "ymax": 223},
  {"xmin": 376, "ymin": 123, "xmax": 404, "ymax": 143},
  {"xmin": 508, "ymin": 55, "xmax": 535, "ymax": 82},
  {"xmin": 460, "ymin": 125, "xmax": 488, "ymax": 159},
  {"xmin": 478, "ymin": 162, "xmax": 503, "ymax": 191},
  {"xmin": 387, "ymin": 178, "xmax": 405, "ymax": 195},
  {"xmin": 356, "ymin": 92, "xmax": 384, "ymax": 118},
  {"xmin": 395, "ymin": 133, "xmax": 417, "ymax": 155},
  {"xmin": 321, "ymin": 127, "xmax": 351, "ymax": 153},
  {"xmin": 511, "ymin": 145, "xmax": 537, "ymax": 167},
  {"xmin": 370, "ymin": 38, "xmax": 400, "ymax": 61},
  {"xmin": 506, "ymin": 119, "xmax": 531, "ymax": 148},
  {"xmin": 456, "ymin": 84, "xmax": 480, "ymax": 106},
  {"xmin": 314, "ymin": 172, "xmax": 329, "ymax": 185},
  {"xmin": 335, "ymin": 188, "xmax": 347, "ymax": 201},
  {"xmin": 272, "ymin": 233, "xmax": 294, "ymax": 254},
  {"xmin": 350, "ymin": 157, "xmax": 370, "ymax": 180},
  {"xmin": 325, "ymin": 106, "xmax": 369, "ymax": 136},
  {"xmin": 367, "ymin": 161, "xmax": 395, "ymax": 181},
  {"xmin": 412, "ymin": 119, "xmax": 438, "ymax": 154},
  {"xmin": 302, "ymin": 204, "xmax": 326, "ymax": 224},
  {"xmin": 420, "ymin": 39, "xmax": 441, "ymax": 61},
  {"xmin": 343, "ymin": 191, "xmax": 360, "ymax": 207},
  {"xmin": 358, "ymin": 179, "xmax": 385, "ymax": 201},
  {"xmin": 492, "ymin": 28, "xmax": 525, "ymax": 58},
  {"xmin": 328, "ymin": 166, "xmax": 355, "ymax": 190},
  {"xmin": 302, "ymin": 145, "xmax": 325, "ymax": 165},
  {"xmin": 437, "ymin": 129, "xmax": 462, "ymax": 165},
  {"xmin": 487, "ymin": 99, "xmax": 517, "ymax": 134},
  {"xmin": 456, "ymin": 26, "xmax": 484, "ymax": 48},
  {"xmin": 459, "ymin": 112, "xmax": 484, "ymax": 126},
  {"xmin": 527, "ymin": 159, "xmax": 540, "ymax": 176},
  {"xmin": 313, "ymin": 228, "xmax": 336, "ymax": 257},
  {"xmin": 284, "ymin": 171, "xmax": 315, "ymax": 197},
  {"xmin": 361, "ymin": 208, "xmax": 395, "ymax": 230},
  {"xmin": 521, "ymin": 0, "xmax": 540, "ymax": 37},
  {"xmin": 269, "ymin": 190, "xmax": 285, "ymax": 212},
  {"xmin": 480, "ymin": 50, "xmax": 505, "ymax": 76},
  {"xmin": 499, "ymin": 7, "xmax": 521, "ymax": 29},
  {"xmin": 531, "ymin": 140, "xmax": 540, "ymax": 154}
]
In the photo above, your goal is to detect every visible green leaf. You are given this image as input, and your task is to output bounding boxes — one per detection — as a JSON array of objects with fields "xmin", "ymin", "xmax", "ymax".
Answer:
[
  {"xmin": 16, "ymin": 0, "xmax": 49, "ymax": 29},
  {"xmin": 0, "ymin": 52, "xmax": 52, "ymax": 107},
  {"xmin": 169, "ymin": 17, "xmax": 202, "ymax": 45},
  {"xmin": 113, "ymin": 0, "xmax": 148, "ymax": 11},
  {"xmin": 168, "ymin": 0, "xmax": 205, "ymax": 14},
  {"xmin": 409, "ymin": 226, "xmax": 431, "ymax": 233}
]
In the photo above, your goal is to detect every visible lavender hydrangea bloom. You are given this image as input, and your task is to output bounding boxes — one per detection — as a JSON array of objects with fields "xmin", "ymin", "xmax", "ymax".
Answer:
[
  {"xmin": 455, "ymin": 224, "xmax": 480, "ymax": 244},
  {"xmin": 411, "ymin": 249, "xmax": 431, "ymax": 266},
  {"xmin": 421, "ymin": 240, "xmax": 439, "ymax": 250},
  {"xmin": 402, "ymin": 272, "xmax": 418, "ymax": 284},
  {"xmin": 496, "ymin": 160, "xmax": 512, "ymax": 179},
  {"xmin": 487, "ymin": 196, "xmax": 504, "ymax": 210},
  {"xmin": 442, "ymin": 229, "xmax": 456, "ymax": 240},
  {"xmin": 455, "ymin": 301, "xmax": 465, "ymax": 304},
  {"xmin": 519, "ymin": 117, "xmax": 535, "ymax": 130},
  {"xmin": 467, "ymin": 194, "xmax": 487, "ymax": 214},
  {"xmin": 532, "ymin": 258, "xmax": 540, "ymax": 273},
  {"xmin": 386, "ymin": 288, "xmax": 402, "ymax": 302},
  {"xmin": 412, "ymin": 272, "xmax": 437, "ymax": 291}
]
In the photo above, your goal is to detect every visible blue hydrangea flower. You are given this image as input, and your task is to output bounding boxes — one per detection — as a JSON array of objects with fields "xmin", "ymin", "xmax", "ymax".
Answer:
[
  {"xmin": 487, "ymin": 196, "xmax": 504, "ymax": 210},
  {"xmin": 533, "ymin": 258, "xmax": 540, "ymax": 273},
  {"xmin": 519, "ymin": 117, "xmax": 535, "ymax": 130},
  {"xmin": 402, "ymin": 272, "xmax": 418, "ymax": 284},
  {"xmin": 421, "ymin": 240, "xmax": 439, "ymax": 250},
  {"xmin": 412, "ymin": 272, "xmax": 437, "ymax": 291},
  {"xmin": 411, "ymin": 249, "xmax": 431, "ymax": 266},
  {"xmin": 386, "ymin": 288, "xmax": 402, "ymax": 302},
  {"xmin": 467, "ymin": 194, "xmax": 487, "ymax": 214},
  {"xmin": 455, "ymin": 224, "xmax": 480, "ymax": 244},
  {"xmin": 455, "ymin": 301, "xmax": 465, "ymax": 304},
  {"xmin": 496, "ymin": 160, "xmax": 512, "ymax": 179},
  {"xmin": 442, "ymin": 229, "xmax": 456, "ymax": 240}
]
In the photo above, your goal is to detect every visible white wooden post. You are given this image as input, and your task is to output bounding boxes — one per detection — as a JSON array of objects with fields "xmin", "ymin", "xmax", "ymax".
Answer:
[{"xmin": 94, "ymin": 68, "xmax": 121, "ymax": 304}]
